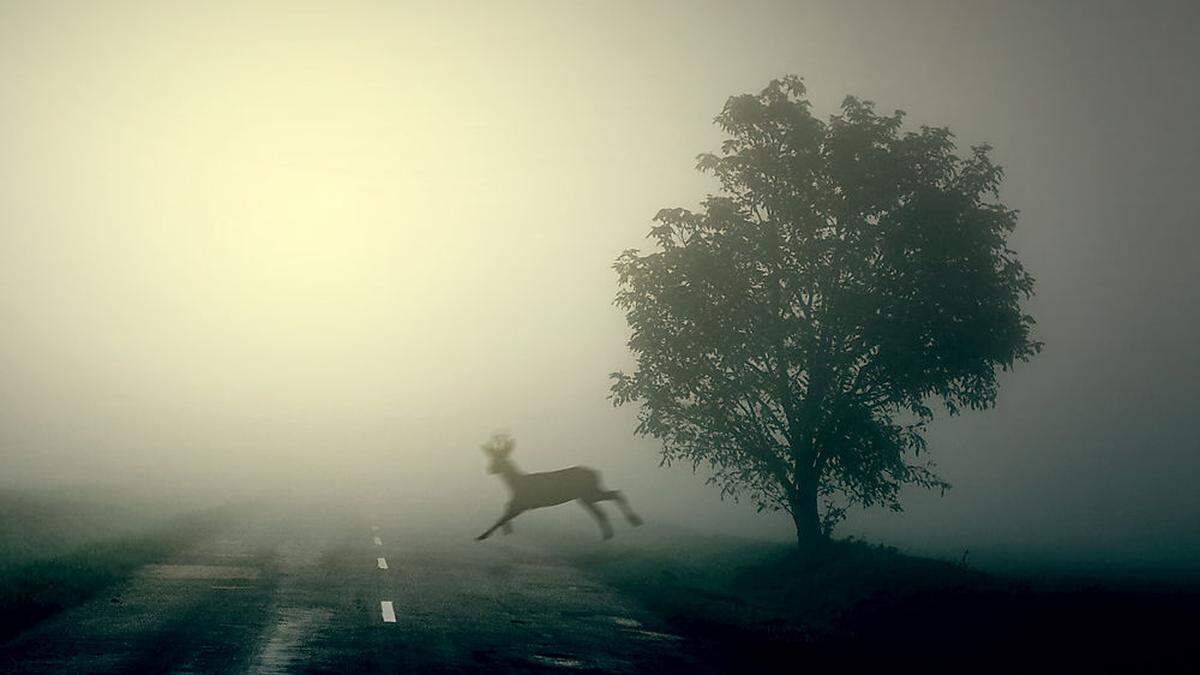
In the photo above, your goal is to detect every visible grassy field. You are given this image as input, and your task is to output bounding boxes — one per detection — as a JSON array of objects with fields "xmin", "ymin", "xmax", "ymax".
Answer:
[
  {"xmin": 566, "ymin": 529, "xmax": 1200, "ymax": 672},
  {"xmin": 0, "ymin": 487, "xmax": 237, "ymax": 644}
]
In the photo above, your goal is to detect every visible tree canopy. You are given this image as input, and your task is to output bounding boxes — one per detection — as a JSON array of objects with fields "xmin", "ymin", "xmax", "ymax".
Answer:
[{"xmin": 612, "ymin": 76, "xmax": 1040, "ymax": 547}]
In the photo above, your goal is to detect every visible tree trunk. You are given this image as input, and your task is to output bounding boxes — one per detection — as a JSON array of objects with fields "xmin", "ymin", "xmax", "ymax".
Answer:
[{"xmin": 790, "ymin": 483, "xmax": 823, "ymax": 553}]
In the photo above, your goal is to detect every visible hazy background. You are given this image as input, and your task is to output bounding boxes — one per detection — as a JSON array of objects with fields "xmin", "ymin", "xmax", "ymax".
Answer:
[{"xmin": 2, "ymin": 0, "xmax": 1197, "ymax": 572}]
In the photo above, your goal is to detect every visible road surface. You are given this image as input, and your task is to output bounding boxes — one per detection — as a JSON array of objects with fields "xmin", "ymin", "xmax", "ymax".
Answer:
[{"xmin": 0, "ymin": 503, "xmax": 704, "ymax": 673}]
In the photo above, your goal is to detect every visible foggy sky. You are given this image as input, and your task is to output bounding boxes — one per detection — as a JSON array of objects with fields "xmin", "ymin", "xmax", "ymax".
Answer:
[{"xmin": 2, "ymin": 1, "xmax": 1198, "ymax": 570}]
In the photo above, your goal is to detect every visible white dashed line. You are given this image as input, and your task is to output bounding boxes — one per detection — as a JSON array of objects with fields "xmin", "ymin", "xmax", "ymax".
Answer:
[{"xmin": 373, "ymin": 526, "xmax": 393, "ymax": 623}]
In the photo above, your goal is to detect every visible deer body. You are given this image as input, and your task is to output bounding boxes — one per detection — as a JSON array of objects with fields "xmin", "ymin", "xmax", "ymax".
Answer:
[
  {"xmin": 477, "ymin": 436, "xmax": 642, "ymax": 541},
  {"xmin": 501, "ymin": 466, "xmax": 601, "ymax": 509}
]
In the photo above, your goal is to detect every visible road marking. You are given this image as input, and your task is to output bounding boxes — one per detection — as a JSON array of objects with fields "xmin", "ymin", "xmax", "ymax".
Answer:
[
  {"xmin": 380, "ymin": 601, "xmax": 396, "ymax": 623},
  {"xmin": 373, "ymin": 536, "xmax": 383, "ymax": 546},
  {"xmin": 377, "ymin": 557, "xmax": 388, "ymax": 570}
]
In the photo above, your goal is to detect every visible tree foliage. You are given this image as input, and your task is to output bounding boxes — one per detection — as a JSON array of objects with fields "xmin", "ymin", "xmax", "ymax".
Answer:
[{"xmin": 612, "ymin": 76, "xmax": 1040, "ymax": 545}]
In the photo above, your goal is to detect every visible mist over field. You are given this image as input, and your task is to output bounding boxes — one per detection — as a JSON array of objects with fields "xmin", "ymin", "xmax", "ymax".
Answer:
[{"xmin": 2, "ymin": 0, "xmax": 1198, "ymax": 579}]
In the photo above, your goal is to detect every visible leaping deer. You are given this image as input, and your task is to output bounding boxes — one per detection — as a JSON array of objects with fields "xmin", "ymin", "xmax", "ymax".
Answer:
[{"xmin": 476, "ymin": 434, "xmax": 643, "ymax": 541}]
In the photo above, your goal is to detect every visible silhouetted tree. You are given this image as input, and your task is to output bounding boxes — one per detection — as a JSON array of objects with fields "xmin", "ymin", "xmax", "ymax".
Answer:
[{"xmin": 612, "ymin": 77, "xmax": 1040, "ymax": 550}]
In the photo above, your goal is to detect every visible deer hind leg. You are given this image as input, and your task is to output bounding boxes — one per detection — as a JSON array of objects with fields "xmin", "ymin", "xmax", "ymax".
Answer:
[
  {"xmin": 477, "ymin": 505, "xmax": 520, "ymax": 541},
  {"xmin": 578, "ymin": 500, "xmax": 614, "ymax": 540},
  {"xmin": 598, "ymin": 490, "xmax": 643, "ymax": 526}
]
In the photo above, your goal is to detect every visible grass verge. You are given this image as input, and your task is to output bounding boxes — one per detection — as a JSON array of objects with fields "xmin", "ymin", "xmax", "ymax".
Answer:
[
  {"xmin": 0, "ymin": 491, "xmax": 240, "ymax": 644},
  {"xmin": 568, "ymin": 529, "xmax": 1200, "ymax": 672}
]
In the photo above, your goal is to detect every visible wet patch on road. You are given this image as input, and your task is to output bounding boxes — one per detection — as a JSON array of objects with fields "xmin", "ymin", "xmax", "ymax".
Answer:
[
  {"xmin": 139, "ymin": 564, "xmax": 261, "ymax": 580},
  {"xmin": 629, "ymin": 628, "xmax": 684, "ymax": 641},
  {"xmin": 528, "ymin": 653, "xmax": 588, "ymax": 669},
  {"xmin": 253, "ymin": 607, "xmax": 335, "ymax": 673}
]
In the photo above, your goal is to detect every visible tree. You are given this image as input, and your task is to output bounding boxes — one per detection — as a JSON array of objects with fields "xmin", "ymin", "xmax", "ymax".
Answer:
[{"xmin": 611, "ymin": 77, "xmax": 1040, "ymax": 550}]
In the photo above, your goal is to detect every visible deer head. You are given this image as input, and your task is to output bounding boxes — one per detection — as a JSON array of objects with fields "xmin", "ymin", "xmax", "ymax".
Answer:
[{"xmin": 481, "ymin": 433, "xmax": 515, "ymax": 475}]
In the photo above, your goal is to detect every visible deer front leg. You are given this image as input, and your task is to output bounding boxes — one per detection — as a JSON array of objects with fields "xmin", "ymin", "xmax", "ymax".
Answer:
[
  {"xmin": 578, "ymin": 500, "xmax": 613, "ymax": 540},
  {"xmin": 477, "ymin": 505, "xmax": 520, "ymax": 541}
]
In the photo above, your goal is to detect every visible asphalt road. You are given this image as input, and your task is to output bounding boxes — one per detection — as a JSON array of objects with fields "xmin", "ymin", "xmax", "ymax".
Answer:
[{"xmin": 0, "ymin": 503, "xmax": 702, "ymax": 674}]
